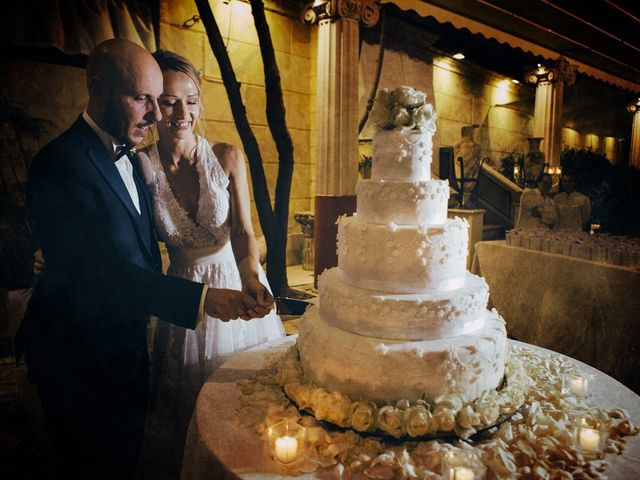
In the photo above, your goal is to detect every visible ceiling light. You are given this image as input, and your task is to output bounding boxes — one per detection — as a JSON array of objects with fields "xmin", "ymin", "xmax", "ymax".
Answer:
[
  {"xmin": 511, "ymin": 78, "xmax": 520, "ymax": 84},
  {"xmin": 452, "ymin": 53, "xmax": 465, "ymax": 60}
]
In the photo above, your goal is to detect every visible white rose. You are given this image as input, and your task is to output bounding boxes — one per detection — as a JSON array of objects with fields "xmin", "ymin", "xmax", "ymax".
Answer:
[
  {"xmin": 324, "ymin": 391, "xmax": 352, "ymax": 427},
  {"xmin": 310, "ymin": 388, "xmax": 333, "ymax": 420},
  {"xmin": 392, "ymin": 86, "xmax": 426, "ymax": 109},
  {"xmin": 350, "ymin": 401, "xmax": 377, "ymax": 432},
  {"xmin": 391, "ymin": 106, "xmax": 413, "ymax": 128},
  {"xmin": 434, "ymin": 393, "xmax": 464, "ymax": 411},
  {"xmin": 475, "ymin": 398, "xmax": 500, "ymax": 426},
  {"xmin": 457, "ymin": 405, "xmax": 481, "ymax": 429},
  {"xmin": 433, "ymin": 406, "xmax": 457, "ymax": 431},
  {"xmin": 404, "ymin": 405, "xmax": 433, "ymax": 437},
  {"xmin": 376, "ymin": 406, "xmax": 404, "ymax": 437},
  {"xmin": 413, "ymin": 104, "xmax": 437, "ymax": 133}
]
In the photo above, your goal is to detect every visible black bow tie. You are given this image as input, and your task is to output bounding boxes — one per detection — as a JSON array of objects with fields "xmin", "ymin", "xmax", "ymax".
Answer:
[{"xmin": 114, "ymin": 145, "xmax": 135, "ymax": 162}]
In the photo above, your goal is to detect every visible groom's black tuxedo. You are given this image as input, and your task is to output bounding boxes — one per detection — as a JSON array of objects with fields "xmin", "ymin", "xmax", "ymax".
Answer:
[{"xmin": 20, "ymin": 116, "xmax": 203, "ymax": 478}]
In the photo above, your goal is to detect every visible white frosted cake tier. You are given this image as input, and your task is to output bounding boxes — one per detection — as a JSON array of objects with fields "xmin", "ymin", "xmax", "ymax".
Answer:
[
  {"xmin": 372, "ymin": 129, "xmax": 433, "ymax": 182},
  {"xmin": 356, "ymin": 179, "xmax": 449, "ymax": 225},
  {"xmin": 318, "ymin": 268, "xmax": 489, "ymax": 341},
  {"xmin": 338, "ymin": 216, "xmax": 468, "ymax": 294},
  {"xmin": 297, "ymin": 307, "xmax": 508, "ymax": 405}
]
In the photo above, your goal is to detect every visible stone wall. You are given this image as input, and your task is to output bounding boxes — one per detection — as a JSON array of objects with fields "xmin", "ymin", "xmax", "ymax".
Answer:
[{"xmin": 432, "ymin": 56, "xmax": 534, "ymax": 171}]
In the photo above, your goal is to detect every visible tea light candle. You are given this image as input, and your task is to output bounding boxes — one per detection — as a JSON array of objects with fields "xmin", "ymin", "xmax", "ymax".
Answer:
[
  {"xmin": 274, "ymin": 435, "xmax": 298, "ymax": 463},
  {"xmin": 578, "ymin": 427, "xmax": 601, "ymax": 453},
  {"xmin": 452, "ymin": 466, "xmax": 475, "ymax": 480},
  {"xmin": 569, "ymin": 376, "xmax": 589, "ymax": 396}
]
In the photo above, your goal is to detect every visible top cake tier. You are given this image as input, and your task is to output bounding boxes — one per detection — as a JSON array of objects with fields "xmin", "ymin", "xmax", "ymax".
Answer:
[{"xmin": 372, "ymin": 129, "xmax": 433, "ymax": 182}]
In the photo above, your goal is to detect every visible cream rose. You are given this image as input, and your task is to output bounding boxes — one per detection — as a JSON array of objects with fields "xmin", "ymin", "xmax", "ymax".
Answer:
[
  {"xmin": 377, "ymin": 406, "xmax": 404, "ymax": 437},
  {"xmin": 433, "ymin": 406, "xmax": 457, "ymax": 432},
  {"xmin": 457, "ymin": 405, "xmax": 481, "ymax": 429},
  {"xmin": 413, "ymin": 104, "xmax": 437, "ymax": 133},
  {"xmin": 324, "ymin": 391, "xmax": 352, "ymax": 427},
  {"xmin": 390, "ymin": 106, "xmax": 412, "ymax": 128},
  {"xmin": 392, "ymin": 86, "xmax": 426, "ymax": 109},
  {"xmin": 310, "ymin": 388, "xmax": 333, "ymax": 420},
  {"xmin": 403, "ymin": 405, "xmax": 433, "ymax": 437},
  {"xmin": 475, "ymin": 398, "xmax": 500, "ymax": 426},
  {"xmin": 350, "ymin": 401, "xmax": 377, "ymax": 432},
  {"xmin": 434, "ymin": 393, "xmax": 464, "ymax": 412}
]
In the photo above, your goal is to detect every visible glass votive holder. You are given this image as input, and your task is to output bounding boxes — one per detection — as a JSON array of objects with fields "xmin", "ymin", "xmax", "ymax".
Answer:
[
  {"xmin": 574, "ymin": 417, "xmax": 609, "ymax": 456},
  {"xmin": 267, "ymin": 419, "xmax": 306, "ymax": 467},
  {"xmin": 442, "ymin": 451, "xmax": 486, "ymax": 480},
  {"xmin": 562, "ymin": 373, "xmax": 589, "ymax": 397}
]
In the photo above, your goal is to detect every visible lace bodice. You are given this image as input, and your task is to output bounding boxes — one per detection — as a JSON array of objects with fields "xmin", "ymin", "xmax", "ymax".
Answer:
[{"xmin": 143, "ymin": 137, "xmax": 231, "ymax": 249}]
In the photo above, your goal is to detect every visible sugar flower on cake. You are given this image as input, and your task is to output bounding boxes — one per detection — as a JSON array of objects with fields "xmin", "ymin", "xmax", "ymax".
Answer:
[
  {"xmin": 376, "ymin": 405, "xmax": 405, "ymax": 437},
  {"xmin": 323, "ymin": 391, "xmax": 353, "ymax": 427},
  {"xmin": 403, "ymin": 404, "xmax": 434, "ymax": 436},
  {"xmin": 432, "ymin": 404, "xmax": 457, "ymax": 431},
  {"xmin": 370, "ymin": 86, "xmax": 437, "ymax": 132},
  {"xmin": 349, "ymin": 401, "xmax": 377, "ymax": 432}
]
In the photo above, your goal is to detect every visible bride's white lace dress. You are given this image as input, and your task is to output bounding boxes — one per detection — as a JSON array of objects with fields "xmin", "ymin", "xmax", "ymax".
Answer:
[{"xmin": 138, "ymin": 137, "xmax": 285, "ymax": 478}]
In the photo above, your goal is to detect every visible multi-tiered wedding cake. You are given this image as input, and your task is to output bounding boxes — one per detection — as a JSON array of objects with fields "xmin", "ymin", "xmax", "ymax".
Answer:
[{"xmin": 278, "ymin": 87, "xmax": 512, "ymax": 438}]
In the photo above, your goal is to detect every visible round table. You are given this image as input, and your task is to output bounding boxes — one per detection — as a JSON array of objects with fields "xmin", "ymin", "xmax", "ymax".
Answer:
[{"xmin": 181, "ymin": 336, "xmax": 640, "ymax": 479}]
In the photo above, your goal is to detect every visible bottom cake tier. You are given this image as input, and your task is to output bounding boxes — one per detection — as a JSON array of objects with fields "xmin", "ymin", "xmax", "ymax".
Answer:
[{"xmin": 297, "ymin": 306, "xmax": 507, "ymax": 405}]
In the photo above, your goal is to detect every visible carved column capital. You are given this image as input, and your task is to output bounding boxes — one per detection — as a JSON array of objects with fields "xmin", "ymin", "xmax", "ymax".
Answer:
[
  {"xmin": 627, "ymin": 98, "xmax": 640, "ymax": 113},
  {"xmin": 301, "ymin": 0, "xmax": 379, "ymax": 27},
  {"xmin": 525, "ymin": 57, "xmax": 577, "ymax": 86}
]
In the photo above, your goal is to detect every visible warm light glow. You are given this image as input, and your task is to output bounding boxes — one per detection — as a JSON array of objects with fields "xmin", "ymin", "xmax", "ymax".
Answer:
[
  {"xmin": 578, "ymin": 428, "xmax": 601, "ymax": 452},
  {"xmin": 585, "ymin": 133, "xmax": 600, "ymax": 150},
  {"xmin": 511, "ymin": 78, "xmax": 520, "ymax": 84},
  {"xmin": 493, "ymin": 79, "xmax": 515, "ymax": 105},
  {"xmin": 537, "ymin": 63, "xmax": 542, "ymax": 68},
  {"xmin": 452, "ymin": 52, "xmax": 465, "ymax": 60},
  {"xmin": 274, "ymin": 436, "xmax": 298, "ymax": 463}
]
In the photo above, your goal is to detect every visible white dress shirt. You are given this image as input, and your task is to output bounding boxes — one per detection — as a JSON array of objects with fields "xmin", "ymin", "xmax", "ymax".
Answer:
[
  {"xmin": 516, "ymin": 188, "xmax": 557, "ymax": 229},
  {"xmin": 554, "ymin": 191, "xmax": 591, "ymax": 231},
  {"xmin": 82, "ymin": 111, "xmax": 140, "ymax": 214}
]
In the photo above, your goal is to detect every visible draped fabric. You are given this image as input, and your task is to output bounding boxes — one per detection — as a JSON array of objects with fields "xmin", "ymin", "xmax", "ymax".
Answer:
[{"xmin": 1, "ymin": 0, "xmax": 156, "ymax": 55}]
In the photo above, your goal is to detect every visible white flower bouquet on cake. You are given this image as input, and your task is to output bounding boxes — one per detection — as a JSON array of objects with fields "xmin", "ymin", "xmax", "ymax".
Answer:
[{"xmin": 370, "ymin": 86, "xmax": 437, "ymax": 133}]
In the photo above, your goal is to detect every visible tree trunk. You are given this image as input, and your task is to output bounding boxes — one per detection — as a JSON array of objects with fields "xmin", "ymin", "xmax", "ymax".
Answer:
[
  {"xmin": 250, "ymin": 0, "xmax": 294, "ymax": 296},
  {"xmin": 194, "ymin": 0, "xmax": 293, "ymax": 297}
]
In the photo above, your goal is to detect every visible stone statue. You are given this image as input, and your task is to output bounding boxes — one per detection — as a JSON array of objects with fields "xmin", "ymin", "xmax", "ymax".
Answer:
[
  {"xmin": 524, "ymin": 137, "xmax": 545, "ymax": 187},
  {"xmin": 454, "ymin": 124, "xmax": 481, "ymax": 206}
]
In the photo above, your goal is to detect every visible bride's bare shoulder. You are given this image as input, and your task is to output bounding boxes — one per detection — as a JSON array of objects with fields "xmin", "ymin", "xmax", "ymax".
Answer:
[{"xmin": 209, "ymin": 140, "xmax": 244, "ymax": 174}]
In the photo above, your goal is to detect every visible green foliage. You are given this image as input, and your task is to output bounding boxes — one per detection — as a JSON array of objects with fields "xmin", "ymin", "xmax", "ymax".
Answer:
[{"xmin": 560, "ymin": 147, "xmax": 640, "ymax": 235}]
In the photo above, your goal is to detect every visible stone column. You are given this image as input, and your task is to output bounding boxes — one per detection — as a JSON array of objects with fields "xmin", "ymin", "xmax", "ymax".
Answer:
[
  {"xmin": 526, "ymin": 57, "xmax": 576, "ymax": 167},
  {"xmin": 302, "ymin": 0, "xmax": 379, "ymax": 284},
  {"xmin": 627, "ymin": 99, "xmax": 640, "ymax": 168}
]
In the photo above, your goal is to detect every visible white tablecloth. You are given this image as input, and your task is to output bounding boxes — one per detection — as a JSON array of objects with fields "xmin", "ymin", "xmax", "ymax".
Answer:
[
  {"xmin": 473, "ymin": 240, "xmax": 640, "ymax": 393},
  {"xmin": 181, "ymin": 336, "xmax": 640, "ymax": 480}
]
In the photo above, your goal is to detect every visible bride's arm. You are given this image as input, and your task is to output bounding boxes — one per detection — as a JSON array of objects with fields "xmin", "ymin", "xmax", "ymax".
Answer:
[{"xmin": 214, "ymin": 142, "xmax": 274, "ymax": 317}]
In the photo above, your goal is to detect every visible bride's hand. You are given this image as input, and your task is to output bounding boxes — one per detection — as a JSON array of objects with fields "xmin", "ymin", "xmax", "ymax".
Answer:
[
  {"xmin": 204, "ymin": 288, "xmax": 256, "ymax": 321},
  {"xmin": 243, "ymin": 278, "xmax": 275, "ymax": 319},
  {"xmin": 33, "ymin": 248, "xmax": 45, "ymax": 276}
]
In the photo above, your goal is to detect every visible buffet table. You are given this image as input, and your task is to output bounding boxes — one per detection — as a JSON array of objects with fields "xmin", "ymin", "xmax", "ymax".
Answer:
[
  {"xmin": 473, "ymin": 240, "xmax": 640, "ymax": 394},
  {"xmin": 181, "ymin": 336, "xmax": 640, "ymax": 480}
]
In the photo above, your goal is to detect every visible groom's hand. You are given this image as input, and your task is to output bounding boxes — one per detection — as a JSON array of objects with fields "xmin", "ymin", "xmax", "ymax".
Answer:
[
  {"xmin": 243, "ymin": 278, "xmax": 275, "ymax": 319},
  {"xmin": 204, "ymin": 288, "xmax": 256, "ymax": 322}
]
